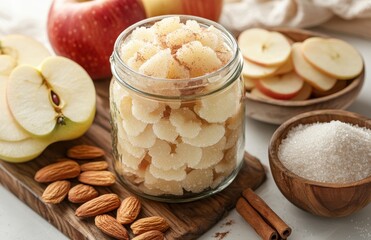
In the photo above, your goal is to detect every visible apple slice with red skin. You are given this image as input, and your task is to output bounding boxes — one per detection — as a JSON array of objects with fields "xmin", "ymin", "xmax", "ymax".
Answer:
[
  {"xmin": 250, "ymin": 87, "xmax": 274, "ymax": 100},
  {"xmin": 255, "ymin": 72, "xmax": 304, "ymax": 100},
  {"xmin": 47, "ymin": 0, "xmax": 146, "ymax": 80}
]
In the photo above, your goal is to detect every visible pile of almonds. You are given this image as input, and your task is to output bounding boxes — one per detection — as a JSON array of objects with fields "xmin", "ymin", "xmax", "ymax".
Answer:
[{"xmin": 34, "ymin": 144, "xmax": 169, "ymax": 240}]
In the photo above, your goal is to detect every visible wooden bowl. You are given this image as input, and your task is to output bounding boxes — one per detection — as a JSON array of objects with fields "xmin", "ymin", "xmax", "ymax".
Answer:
[
  {"xmin": 244, "ymin": 28, "xmax": 365, "ymax": 125},
  {"xmin": 268, "ymin": 109, "xmax": 371, "ymax": 217}
]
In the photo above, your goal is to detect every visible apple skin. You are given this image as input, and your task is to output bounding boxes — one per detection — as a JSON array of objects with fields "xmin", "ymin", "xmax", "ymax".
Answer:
[
  {"xmin": 255, "ymin": 74, "xmax": 304, "ymax": 100},
  {"xmin": 255, "ymin": 80, "xmax": 300, "ymax": 100},
  {"xmin": 47, "ymin": 0, "xmax": 146, "ymax": 80}
]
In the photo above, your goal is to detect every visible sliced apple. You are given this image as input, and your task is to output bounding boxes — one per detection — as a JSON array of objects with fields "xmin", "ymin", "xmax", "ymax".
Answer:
[
  {"xmin": 312, "ymin": 80, "xmax": 347, "ymax": 98},
  {"xmin": 238, "ymin": 28, "xmax": 291, "ymax": 66},
  {"xmin": 242, "ymin": 59, "xmax": 278, "ymax": 78},
  {"xmin": 0, "ymin": 55, "xmax": 17, "ymax": 75},
  {"xmin": 250, "ymin": 87, "xmax": 274, "ymax": 100},
  {"xmin": 274, "ymin": 57, "xmax": 293, "ymax": 75},
  {"xmin": 290, "ymin": 82, "xmax": 312, "ymax": 101},
  {"xmin": 0, "ymin": 137, "xmax": 49, "ymax": 163},
  {"xmin": 256, "ymin": 72, "xmax": 304, "ymax": 100},
  {"xmin": 0, "ymin": 34, "xmax": 51, "ymax": 68},
  {"xmin": 0, "ymin": 76, "xmax": 30, "ymax": 141},
  {"xmin": 0, "ymin": 116, "xmax": 95, "ymax": 163},
  {"xmin": 7, "ymin": 56, "xmax": 96, "ymax": 137},
  {"xmin": 243, "ymin": 75, "xmax": 256, "ymax": 91},
  {"xmin": 292, "ymin": 42, "xmax": 337, "ymax": 91},
  {"xmin": 302, "ymin": 37, "xmax": 363, "ymax": 80}
]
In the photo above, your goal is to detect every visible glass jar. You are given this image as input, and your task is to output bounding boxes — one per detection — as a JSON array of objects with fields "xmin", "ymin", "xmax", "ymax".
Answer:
[{"xmin": 109, "ymin": 15, "xmax": 244, "ymax": 202}]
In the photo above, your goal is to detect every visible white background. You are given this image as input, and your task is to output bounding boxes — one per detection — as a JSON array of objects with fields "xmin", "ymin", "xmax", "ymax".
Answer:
[{"xmin": 0, "ymin": 1, "xmax": 370, "ymax": 239}]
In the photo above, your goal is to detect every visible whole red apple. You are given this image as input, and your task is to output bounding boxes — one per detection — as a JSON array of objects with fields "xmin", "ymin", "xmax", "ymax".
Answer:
[{"xmin": 47, "ymin": 0, "xmax": 146, "ymax": 80}]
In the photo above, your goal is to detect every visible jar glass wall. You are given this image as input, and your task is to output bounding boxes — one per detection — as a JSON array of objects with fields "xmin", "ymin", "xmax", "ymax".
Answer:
[{"xmin": 110, "ymin": 15, "xmax": 244, "ymax": 202}]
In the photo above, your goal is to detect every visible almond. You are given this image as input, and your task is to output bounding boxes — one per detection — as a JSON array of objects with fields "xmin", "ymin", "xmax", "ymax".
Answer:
[
  {"xmin": 131, "ymin": 216, "xmax": 169, "ymax": 235},
  {"xmin": 34, "ymin": 160, "xmax": 80, "ymax": 183},
  {"xmin": 117, "ymin": 196, "xmax": 141, "ymax": 225},
  {"xmin": 42, "ymin": 180, "xmax": 71, "ymax": 204},
  {"xmin": 95, "ymin": 214, "xmax": 129, "ymax": 240},
  {"xmin": 80, "ymin": 161, "xmax": 109, "ymax": 171},
  {"xmin": 67, "ymin": 145, "xmax": 105, "ymax": 160},
  {"xmin": 132, "ymin": 230, "xmax": 164, "ymax": 240},
  {"xmin": 68, "ymin": 184, "xmax": 99, "ymax": 203},
  {"xmin": 78, "ymin": 171, "xmax": 116, "ymax": 186},
  {"xmin": 75, "ymin": 193, "xmax": 121, "ymax": 218}
]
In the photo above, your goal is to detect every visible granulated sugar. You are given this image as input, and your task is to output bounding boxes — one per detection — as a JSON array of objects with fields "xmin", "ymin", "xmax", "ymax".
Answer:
[{"xmin": 278, "ymin": 120, "xmax": 371, "ymax": 183}]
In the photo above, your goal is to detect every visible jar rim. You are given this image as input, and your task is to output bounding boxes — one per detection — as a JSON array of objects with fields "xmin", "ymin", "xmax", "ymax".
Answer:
[{"xmin": 111, "ymin": 15, "xmax": 242, "ymax": 100}]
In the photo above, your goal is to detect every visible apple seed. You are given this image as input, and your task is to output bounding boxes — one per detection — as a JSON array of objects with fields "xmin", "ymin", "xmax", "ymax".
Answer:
[{"xmin": 51, "ymin": 90, "xmax": 60, "ymax": 106}]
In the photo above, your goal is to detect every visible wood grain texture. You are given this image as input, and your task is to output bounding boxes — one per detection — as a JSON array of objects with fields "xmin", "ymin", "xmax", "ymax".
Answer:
[
  {"xmin": 269, "ymin": 109, "xmax": 371, "ymax": 217},
  {"xmin": 243, "ymin": 28, "xmax": 365, "ymax": 125},
  {"xmin": 0, "ymin": 80, "xmax": 266, "ymax": 240}
]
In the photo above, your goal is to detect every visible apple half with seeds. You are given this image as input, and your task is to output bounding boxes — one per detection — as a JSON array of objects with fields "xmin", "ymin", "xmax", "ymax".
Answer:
[
  {"xmin": 7, "ymin": 56, "xmax": 96, "ymax": 137},
  {"xmin": 0, "ymin": 56, "xmax": 96, "ymax": 162}
]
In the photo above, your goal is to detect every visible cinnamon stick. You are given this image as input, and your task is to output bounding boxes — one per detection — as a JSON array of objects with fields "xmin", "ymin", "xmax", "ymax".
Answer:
[
  {"xmin": 236, "ymin": 198, "xmax": 278, "ymax": 240},
  {"xmin": 242, "ymin": 188, "xmax": 292, "ymax": 239}
]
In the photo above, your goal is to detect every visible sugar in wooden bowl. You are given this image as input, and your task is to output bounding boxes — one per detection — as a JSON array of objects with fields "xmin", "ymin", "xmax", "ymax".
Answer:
[{"xmin": 269, "ymin": 109, "xmax": 371, "ymax": 217}]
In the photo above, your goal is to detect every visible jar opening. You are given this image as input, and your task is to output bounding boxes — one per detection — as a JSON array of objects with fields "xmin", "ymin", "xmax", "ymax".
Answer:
[{"xmin": 111, "ymin": 15, "xmax": 243, "ymax": 100}]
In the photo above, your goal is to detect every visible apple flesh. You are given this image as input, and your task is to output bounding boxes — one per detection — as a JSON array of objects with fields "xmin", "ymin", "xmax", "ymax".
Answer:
[
  {"xmin": 312, "ymin": 80, "xmax": 347, "ymax": 98},
  {"xmin": 7, "ymin": 56, "xmax": 96, "ymax": 137},
  {"xmin": 250, "ymin": 88, "xmax": 274, "ymax": 100},
  {"xmin": 292, "ymin": 42, "xmax": 336, "ymax": 91},
  {"xmin": 256, "ymin": 72, "xmax": 304, "ymax": 100},
  {"xmin": 302, "ymin": 38, "xmax": 363, "ymax": 80},
  {"xmin": 290, "ymin": 82, "xmax": 312, "ymax": 101},
  {"xmin": 242, "ymin": 59, "xmax": 278, "ymax": 78},
  {"xmin": 47, "ymin": 0, "xmax": 146, "ymax": 80},
  {"xmin": 0, "ymin": 76, "xmax": 30, "ymax": 141},
  {"xmin": 0, "ymin": 34, "xmax": 51, "ymax": 75},
  {"xmin": 238, "ymin": 28, "xmax": 291, "ymax": 66},
  {"xmin": 0, "ymin": 114, "xmax": 95, "ymax": 163}
]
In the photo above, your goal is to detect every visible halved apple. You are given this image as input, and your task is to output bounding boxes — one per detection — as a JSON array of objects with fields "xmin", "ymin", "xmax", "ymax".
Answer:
[
  {"xmin": 0, "ymin": 34, "xmax": 51, "ymax": 74},
  {"xmin": 292, "ymin": 42, "xmax": 337, "ymax": 91},
  {"xmin": 256, "ymin": 72, "xmax": 304, "ymax": 100},
  {"xmin": 238, "ymin": 28, "xmax": 291, "ymax": 66},
  {"xmin": 0, "ymin": 76, "xmax": 30, "ymax": 141},
  {"xmin": 242, "ymin": 59, "xmax": 278, "ymax": 78},
  {"xmin": 302, "ymin": 37, "xmax": 363, "ymax": 80},
  {"xmin": 7, "ymin": 56, "xmax": 96, "ymax": 137}
]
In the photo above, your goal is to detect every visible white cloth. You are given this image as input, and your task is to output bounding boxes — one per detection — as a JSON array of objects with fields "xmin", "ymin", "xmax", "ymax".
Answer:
[{"xmin": 221, "ymin": 0, "xmax": 371, "ymax": 39}]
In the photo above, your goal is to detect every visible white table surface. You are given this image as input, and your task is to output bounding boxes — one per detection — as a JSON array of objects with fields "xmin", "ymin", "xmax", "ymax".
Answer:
[{"xmin": 0, "ymin": 1, "xmax": 370, "ymax": 239}]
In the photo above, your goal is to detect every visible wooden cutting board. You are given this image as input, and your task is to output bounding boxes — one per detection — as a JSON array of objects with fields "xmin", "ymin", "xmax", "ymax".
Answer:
[{"xmin": 0, "ymin": 80, "xmax": 266, "ymax": 240}]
